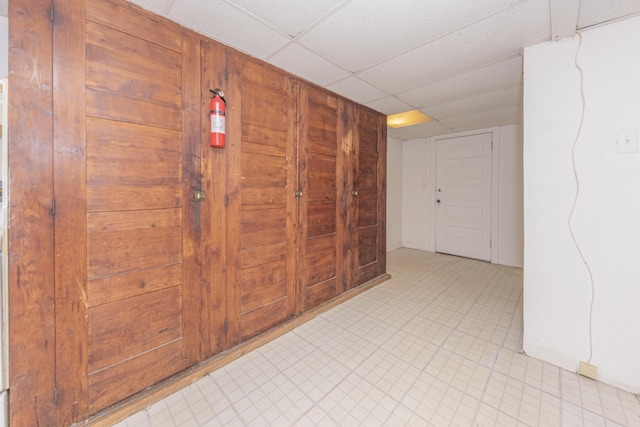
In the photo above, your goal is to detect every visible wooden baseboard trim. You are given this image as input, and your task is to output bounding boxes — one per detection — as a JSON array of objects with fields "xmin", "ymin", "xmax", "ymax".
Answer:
[{"xmin": 75, "ymin": 273, "xmax": 391, "ymax": 427}]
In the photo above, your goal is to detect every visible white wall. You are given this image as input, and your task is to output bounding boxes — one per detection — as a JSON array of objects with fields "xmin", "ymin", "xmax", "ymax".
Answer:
[
  {"xmin": 386, "ymin": 137, "xmax": 403, "ymax": 251},
  {"xmin": 402, "ymin": 138, "xmax": 431, "ymax": 251},
  {"xmin": 0, "ymin": 17, "xmax": 6, "ymax": 78},
  {"xmin": 401, "ymin": 126, "xmax": 524, "ymax": 267},
  {"xmin": 523, "ymin": 16, "xmax": 640, "ymax": 393},
  {"xmin": 498, "ymin": 125, "xmax": 524, "ymax": 267}
]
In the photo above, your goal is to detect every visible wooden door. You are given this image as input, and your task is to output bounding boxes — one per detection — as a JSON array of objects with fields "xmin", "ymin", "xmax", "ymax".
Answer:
[
  {"xmin": 352, "ymin": 106, "xmax": 387, "ymax": 286},
  {"xmin": 297, "ymin": 84, "xmax": 347, "ymax": 311},
  {"xmin": 435, "ymin": 133, "xmax": 493, "ymax": 261},
  {"xmin": 226, "ymin": 54, "xmax": 297, "ymax": 344},
  {"xmin": 52, "ymin": 1, "xmax": 210, "ymax": 421}
]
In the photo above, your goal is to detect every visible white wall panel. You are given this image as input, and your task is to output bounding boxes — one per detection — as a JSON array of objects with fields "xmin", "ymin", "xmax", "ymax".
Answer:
[{"xmin": 523, "ymin": 16, "xmax": 640, "ymax": 393}]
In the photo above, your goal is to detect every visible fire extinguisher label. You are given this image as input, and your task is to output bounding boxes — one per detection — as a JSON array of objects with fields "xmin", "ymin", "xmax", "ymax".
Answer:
[{"xmin": 211, "ymin": 114, "xmax": 225, "ymax": 134}]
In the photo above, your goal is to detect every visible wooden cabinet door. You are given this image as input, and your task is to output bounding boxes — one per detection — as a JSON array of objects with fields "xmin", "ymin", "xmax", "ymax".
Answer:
[
  {"xmin": 52, "ymin": 1, "xmax": 212, "ymax": 421},
  {"xmin": 352, "ymin": 106, "xmax": 387, "ymax": 286},
  {"xmin": 297, "ymin": 84, "xmax": 347, "ymax": 311},
  {"xmin": 225, "ymin": 55, "xmax": 297, "ymax": 344}
]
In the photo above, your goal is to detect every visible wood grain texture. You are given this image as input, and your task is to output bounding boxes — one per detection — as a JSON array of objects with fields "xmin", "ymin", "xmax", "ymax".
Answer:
[
  {"xmin": 377, "ymin": 115, "xmax": 387, "ymax": 276},
  {"xmin": 86, "ymin": 20, "xmax": 181, "ymax": 106},
  {"xmin": 81, "ymin": 273, "xmax": 389, "ymax": 427},
  {"xmin": 224, "ymin": 52, "xmax": 243, "ymax": 347},
  {"xmin": 297, "ymin": 83, "xmax": 343, "ymax": 311},
  {"xmin": 88, "ymin": 286, "xmax": 183, "ymax": 372},
  {"xmin": 8, "ymin": 1, "xmax": 57, "ymax": 425},
  {"xmin": 87, "ymin": 0, "xmax": 182, "ymax": 53},
  {"xmin": 10, "ymin": 0, "xmax": 388, "ymax": 421},
  {"xmin": 181, "ymin": 32, "xmax": 207, "ymax": 364},
  {"xmin": 200, "ymin": 39, "xmax": 230, "ymax": 358},
  {"xmin": 354, "ymin": 106, "xmax": 386, "ymax": 286},
  {"xmin": 53, "ymin": 1, "xmax": 90, "ymax": 423},
  {"xmin": 88, "ymin": 340, "xmax": 185, "ymax": 411},
  {"xmin": 226, "ymin": 55, "xmax": 296, "ymax": 344},
  {"xmin": 80, "ymin": 0, "xmax": 189, "ymax": 417}
]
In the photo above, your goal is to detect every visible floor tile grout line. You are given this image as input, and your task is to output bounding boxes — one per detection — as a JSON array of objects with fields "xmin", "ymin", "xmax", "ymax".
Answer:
[
  {"xmin": 116, "ymin": 248, "xmax": 640, "ymax": 427},
  {"xmin": 292, "ymin": 255, "xmax": 478, "ymax": 426}
]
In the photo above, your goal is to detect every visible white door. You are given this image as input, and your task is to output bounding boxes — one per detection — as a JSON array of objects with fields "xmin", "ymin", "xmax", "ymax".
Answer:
[{"xmin": 435, "ymin": 132, "xmax": 492, "ymax": 261}]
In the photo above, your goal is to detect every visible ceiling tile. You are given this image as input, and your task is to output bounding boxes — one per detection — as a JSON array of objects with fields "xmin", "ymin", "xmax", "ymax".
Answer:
[
  {"xmin": 425, "ymin": 85, "xmax": 522, "ymax": 120},
  {"xmin": 169, "ymin": 0, "xmax": 290, "ymax": 59},
  {"xmin": 299, "ymin": 0, "xmax": 521, "ymax": 73},
  {"xmin": 327, "ymin": 77, "xmax": 387, "ymax": 104},
  {"xmin": 439, "ymin": 104, "xmax": 523, "ymax": 130},
  {"xmin": 577, "ymin": 0, "xmax": 640, "ymax": 29},
  {"xmin": 387, "ymin": 120, "xmax": 451, "ymax": 140},
  {"xmin": 269, "ymin": 44, "xmax": 350, "ymax": 87},
  {"xmin": 128, "ymin": 0, "xmax": 172, "ymax": 13},
  {"xmin": 227, "ymin": 0, "xmax": 348, "ymax": 38},
  {"xmin": 358, "ymin": 0, "xmax": 549, "ymax": 94},
  {"xmin": 397, "ymin": 56, "xmax": 522, "ymax": 108},
  {"xmin": 365, "ymin": 96, "xmax": 413, "ymax": 116}
]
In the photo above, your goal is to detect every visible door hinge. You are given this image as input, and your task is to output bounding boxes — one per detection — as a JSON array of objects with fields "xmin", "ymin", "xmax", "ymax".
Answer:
[
  {"xmin": 51, "ymin": 198, "xmax": 56, "ymax": 216},
  {"xmin": 223, "ymin": 319, "xmax": 228, "ymax": 334},
  {"xmin": 50, "ymin": 4, "xmax": 54, "ymax": 22},
  {"xmin": 342, "ymin": 112, "xmax": 347, "ymax": 123},
  {"xmin": 294, "ymin": 189, "xmax": 303, "ymax": 198},
  {"xmin": 224, "ymin": 194, "xmax": 229, "ymax": 207},
  {"xmin": 224, "ymin": 69, "xmax": 229, "ymax": 81}
]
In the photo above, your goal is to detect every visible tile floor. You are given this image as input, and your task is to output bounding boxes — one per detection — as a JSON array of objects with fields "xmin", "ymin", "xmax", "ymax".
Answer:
[{"xmin": 117, "ymin": 248, "xmax": 640, "ymax": 426}]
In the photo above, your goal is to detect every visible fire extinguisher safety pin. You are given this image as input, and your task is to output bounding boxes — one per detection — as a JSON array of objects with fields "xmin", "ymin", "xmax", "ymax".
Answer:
[{"xmin": 210, "ymin": 88, "xmax": 226, "ymax": 104}]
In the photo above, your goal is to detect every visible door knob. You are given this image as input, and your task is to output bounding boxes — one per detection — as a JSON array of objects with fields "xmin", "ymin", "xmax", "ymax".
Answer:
[
  {"xmin": 436, "ymin": 199, "xmax": 441, "ymax": 204},
  {"xmin": 352, "ymin": 190, "xmax": 358, "ymax": 196}
]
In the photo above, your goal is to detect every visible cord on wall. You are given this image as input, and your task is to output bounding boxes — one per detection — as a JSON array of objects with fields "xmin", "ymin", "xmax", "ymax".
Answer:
[{"xmin": 567, "ymin": 31, "xmax": 597, "ymax": 371}]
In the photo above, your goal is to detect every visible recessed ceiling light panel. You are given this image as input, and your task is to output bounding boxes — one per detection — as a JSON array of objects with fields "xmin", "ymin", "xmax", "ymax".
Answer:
[{"xmin": 387, "ymin": 109, "xmax": 432, "ymax": 128}]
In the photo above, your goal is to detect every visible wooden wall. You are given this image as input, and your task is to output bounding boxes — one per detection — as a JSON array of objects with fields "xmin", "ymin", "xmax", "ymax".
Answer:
[{"xmin": 8, "ymin": 0, "xmax": 387, "ymax": 425}]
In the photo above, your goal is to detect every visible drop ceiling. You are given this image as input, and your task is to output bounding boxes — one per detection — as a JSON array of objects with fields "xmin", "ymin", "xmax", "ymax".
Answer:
[{"xmin": 128, "ymin": 0, "xmax": 640, "ymax": 140}]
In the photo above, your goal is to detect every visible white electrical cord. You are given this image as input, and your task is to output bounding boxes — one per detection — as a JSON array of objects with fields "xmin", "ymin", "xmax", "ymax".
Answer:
[{"xmin": 567, "ymin": 31, "xmax": 596, "ymax": 364}]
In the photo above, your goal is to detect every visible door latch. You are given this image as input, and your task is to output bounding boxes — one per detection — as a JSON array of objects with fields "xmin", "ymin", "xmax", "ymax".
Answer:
[{"xmin": 193, "ymin": 190, "xmax": 206, "ymax": 202}]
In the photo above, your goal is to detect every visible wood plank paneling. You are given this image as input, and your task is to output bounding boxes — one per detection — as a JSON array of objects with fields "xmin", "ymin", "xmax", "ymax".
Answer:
[
  {"xmin": 87, "ymin": 210, "xmax": 182, "ymax": 279},
  {"xmin": 52, "ymin": 0, "xmax": 91, "ymax": 424},
  {"xmin": 88, "ymin": 287, "xmax": 183, "ymax": 372},
  {"xmin": 64, "ymin": 1, "xmax": 190, "ymax": 418},
  {"xmin": 297, "ymin": 83, "xmax": 344, "ymax": 311},
  {"xmin": 226, "ymin": 54, "xmax": 297, "ymax": 344},
  {"xmin": 87, "ymin": 88, "xmax": 182, "ymax": 130},
  {"xmin": 8, "ymin": 0, "xmax": 57, "ymax": 425},
  {"xmin": 86, "ymin": 0, "xmax": 182, "ymax": 52},
  {"xmin": 238, "ymin": 297, "xmax": 289, "ymax": 340},
  {"xmin": 199, "ymin": 38, "xmax": 230, "ymax": 358},
  {"xmin": 86, "ymin": 21, "xmax": 181, "ymax": 106},
  {"xmin": 88, "ymin": 264, "xmax": 182, "ymax": 306},
  {"xmin": 86, "ymin": 118, "xmax": 181, "ymax": 162},
  {"xmin": 88, "ymin": 340, "xmax": 185, "ymax": 411},
  {"xmin": 354, "ymin": 106, "xmax": 384, "ymax": 286},
  {"xmin": 240, "ymin": 260, "xmax": 288, "ymax": 312},
  {"xmin": 10, "ymin": 0, "xmax": 388, "ymax": 421}
]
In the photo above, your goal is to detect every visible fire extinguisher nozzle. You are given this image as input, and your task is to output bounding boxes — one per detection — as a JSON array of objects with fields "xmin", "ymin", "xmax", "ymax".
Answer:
[{"xmin": 210, "ymin": 88, "xmax": 226, "ymax": 104}]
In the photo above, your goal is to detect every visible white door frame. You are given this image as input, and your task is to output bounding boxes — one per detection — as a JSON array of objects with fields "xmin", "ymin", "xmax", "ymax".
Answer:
[{"xmin": 428, "ymin": 127, "xmax": 500, "ymax": 264}]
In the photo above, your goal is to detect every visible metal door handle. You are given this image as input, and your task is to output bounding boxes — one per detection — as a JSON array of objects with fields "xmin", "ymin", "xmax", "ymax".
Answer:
[{"xmin": 352, "ymin": 190, "xmax": 358, "ymax": 197}]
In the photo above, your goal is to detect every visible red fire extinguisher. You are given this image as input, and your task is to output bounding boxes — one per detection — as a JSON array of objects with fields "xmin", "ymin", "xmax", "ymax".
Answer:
[{"xmin": 209, "ymin": 88, "xmax": 226, "ymax": 148}]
